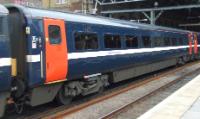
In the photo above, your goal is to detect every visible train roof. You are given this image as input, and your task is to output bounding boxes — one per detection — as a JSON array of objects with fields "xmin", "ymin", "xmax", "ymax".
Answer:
[{"xmin": 6, "ymin": 4, "xmax": 191, "ymax": 34}]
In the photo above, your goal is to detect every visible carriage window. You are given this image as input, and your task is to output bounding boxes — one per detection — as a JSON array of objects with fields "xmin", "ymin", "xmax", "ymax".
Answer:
[
  {"xmin": 104, "ymin": 34, "xmax": 121, "ymax": 48},
  {"xmin": 183, "ymin": 38, "xmax": 188, "ymax": 45},
  {"xmin": 164, "ymin": 37, "xmax": 171, "ymax": 46},
  {"xmin": 172, "ymin": 38, "xmax": 177, "ymax": 46},
  {"xmin": 142, "ymin": 36, "xmax": 151, "ymax": 48},
  {"xmin": 179, "ymin": 38, "xmax": 184, "ymax": 45},
  {"xmin": 154, "ymin": 37, "xmax": 163, "ymax": 47},
  {"xmin": 48, "ymin": 25, "xmax": 61, "ymax": 44},
  {"xmin": 75, "ymin": 32, "xmax": 98, "ymax": 50},
  {"xmin": 125, "ymin": 35, "xmax": 138, "ymax": 48}
]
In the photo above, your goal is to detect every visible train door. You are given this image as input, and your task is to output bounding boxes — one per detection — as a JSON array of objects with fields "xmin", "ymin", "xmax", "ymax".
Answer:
[
  {"xmin": 194, "ymin": 33, "xmax": 198, "ymax": 55},
  {"xmin": 188, "ymin": 33, "xmax": 198, "ymax": 55},
  {"xmin": 43, "ymin": 18, "xmax": 68, "ymax": 83},
  {"xmin": 188, "ymin": 33, "xmax": 193, "ymax": 55}
]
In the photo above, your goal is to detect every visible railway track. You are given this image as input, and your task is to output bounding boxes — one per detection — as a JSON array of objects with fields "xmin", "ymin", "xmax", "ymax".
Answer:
[
  {"xmin": 99, "ymin": 65, "xmax": 200, "ymax": 119},
  {"xmin": 5, "ymin": 61, "xmax": 200, "ymax": 119}
]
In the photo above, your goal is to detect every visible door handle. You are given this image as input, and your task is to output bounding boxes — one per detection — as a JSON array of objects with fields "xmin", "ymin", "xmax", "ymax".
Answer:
[{"xmin": 47, "ymin": 62, "xmax": 49, "ymax": 69}]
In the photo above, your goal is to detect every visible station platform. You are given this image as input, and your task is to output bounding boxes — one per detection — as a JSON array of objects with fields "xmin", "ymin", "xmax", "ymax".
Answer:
[{"xmin": 138, "ymin": 73, "xmax": 200, "ymax": 119}]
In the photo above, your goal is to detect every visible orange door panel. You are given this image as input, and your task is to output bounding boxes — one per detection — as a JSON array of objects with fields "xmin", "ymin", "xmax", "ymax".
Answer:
[
  {"xmin": 188, "ymin": 33, "xmax": 193, "ymax": 55},
  {"xmin": 194, "ymin": 33, "xmax": 198, "ymax": 54},
  {"xmin": 44, "ymin": 18, "xmax": 68, "ymax": 83}
]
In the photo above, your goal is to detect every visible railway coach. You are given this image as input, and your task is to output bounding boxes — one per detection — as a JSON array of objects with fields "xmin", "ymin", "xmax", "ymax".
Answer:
[{"xmin": 0, "ymin": 4, "xmax": 200, "ymax": 117}]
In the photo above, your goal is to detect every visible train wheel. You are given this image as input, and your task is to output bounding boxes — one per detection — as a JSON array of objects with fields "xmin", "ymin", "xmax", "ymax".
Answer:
[{"xmin": 55, "ymin": 87, "xmax": 73, "ymax": 105}]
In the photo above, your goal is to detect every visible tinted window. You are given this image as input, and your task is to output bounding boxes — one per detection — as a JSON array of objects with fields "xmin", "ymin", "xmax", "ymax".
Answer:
[
  {"xmin": 104, "ymin": 34, "xmax": 121, "ymax": 48},
  {"xmin": 183, "ymin": 38, "xmax": 188, "ymax": 45},
  {"xmin": 48, "ymin": 25, "xmax": 61, "ymax": 44},
  {"xmin": 125, "ymin": 35, "xmax": 138, "ymax": 48},
  {"xmin": 179, "ymin": 38, "xmax": 184, "ymax": 45},
  {"xmin": 172, "ymin": 38, "xmax": 177, "ymax": 46},
  {"xmin": 75, "ymin": 32, "xmax": 98, "ymax": 50},
  {"xmin": 154, "ymin": 37, "xmax": 164, "ymax": 47},
  {"xmin": 164, "ymin": 37, "xmax": 171, "ymax": 46},
  {"xmin": 142, "ymin": 36, "xmax": 151, "ymax": 48}
]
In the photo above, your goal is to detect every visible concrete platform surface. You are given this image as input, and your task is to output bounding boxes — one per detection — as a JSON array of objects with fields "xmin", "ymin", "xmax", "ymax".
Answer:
[{"xmin": 138, "ymin": 73, "xmax": 200, "ymax": 119}]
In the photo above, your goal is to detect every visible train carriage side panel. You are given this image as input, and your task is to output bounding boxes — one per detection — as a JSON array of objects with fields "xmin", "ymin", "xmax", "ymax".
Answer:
[
  {"xmin": 26, "ymin": 18, "xmax": 44, "ymax": 87},
  {"xmin": 6, "ymin": 5, "xmax": 194, "ymax": 87},
  {"xmin": 0, "ymin": 12, "xmax": 11, "ymax": 92},
  {"xmin": 17, "ymin": 6, "xmax": 193, "ymax": 83},
  {"xmin": 0, "ymin": 5, "xmax": 12, "ymax": 118},
  {"xmin": 67, "ymin": 22, "xmax": 188, "ymax": 81}
]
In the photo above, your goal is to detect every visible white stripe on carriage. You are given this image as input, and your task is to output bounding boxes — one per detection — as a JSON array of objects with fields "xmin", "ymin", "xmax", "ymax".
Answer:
[
  {"xmin": 0, "ymin": 58, "xmax": 11, "ymax": 67},
  {"xmin": 26, "ymin": 45, "xmax": 200, "ymax": 62},
  {"xmin": 68, "ymin": 46, "xmax": 191, "ymax": 60},
  {"xmin": 26, "ymin": 54, "xmax": 40, "ymax": 62}
]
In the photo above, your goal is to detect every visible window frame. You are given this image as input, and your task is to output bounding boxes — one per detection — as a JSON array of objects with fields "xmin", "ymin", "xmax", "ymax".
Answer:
[
  {"xmin": 163, "ymin": 37, "xmax": 171, "ymax": 46},
  {"xmin": 125, "ymin": 35, "xmax": 139, "ymax": 49},
  {"xmin": 179, "ymin": 38, "xmax": 184, "ymax": 46},
  {"xmin": 153, "ymin": 36, "xmax": 164, "ymax": 47},
  {"xmin": 104, "ymin": 34, "xmax": 122, "ymax": 49},
  {"xmin": 48, "ymin": 25, "xmax": 62, "ymax": 45},
  {"xmin": 141, "ymin": 36, "xmax": 152, "ymax": 48},
  {"xmin": 74, "ymin": 31, "xmax": 99, "ymax": 51},
  {"xmin": 171, "ymin": 38, "xmax": 178, "ymax": 46}
]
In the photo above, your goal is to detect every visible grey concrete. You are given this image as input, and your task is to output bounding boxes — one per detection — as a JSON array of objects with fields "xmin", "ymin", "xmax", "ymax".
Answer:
[
  {"xmin": 114, "ymin": 71, "xmax": 200, "ymax": 119},
  {"xmin": 182, "ymin": 97, "xmax": 200, "ymax": 119}
]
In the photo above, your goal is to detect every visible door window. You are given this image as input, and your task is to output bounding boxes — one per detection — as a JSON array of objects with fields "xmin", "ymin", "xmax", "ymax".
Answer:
[{"xmin": 48, "ymin": 25, "xmax": 61, "ymax": 44}]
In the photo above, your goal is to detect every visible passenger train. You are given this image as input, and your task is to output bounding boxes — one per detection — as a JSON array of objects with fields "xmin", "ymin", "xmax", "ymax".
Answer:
[{"xmin": 0, "ymin": 4, "xmax": 199, "ymax": 117}]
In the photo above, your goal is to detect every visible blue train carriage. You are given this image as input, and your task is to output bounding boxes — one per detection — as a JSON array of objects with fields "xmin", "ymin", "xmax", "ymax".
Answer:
[
  {"xmin": 0, "ymin": 4, "xmax": 200, "ymax": 117},
  {"xmin": 0, "ymin": 5, "xmax": 12, "ymax": 118},
  {"xmin": 0, "ymin": 5, "xmax": 11, "ymax": 117}
]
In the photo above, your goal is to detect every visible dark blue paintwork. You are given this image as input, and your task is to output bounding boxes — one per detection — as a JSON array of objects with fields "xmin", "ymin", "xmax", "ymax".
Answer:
[
  {"xmin": 0, "ymin": 15, "xmax": 11, "ymax": 92},
  {"xmin": 66, "ymin": 22, "xmax": 189, "ymax": 79},
  {"xmin": 26, "ymin": 19, "xmax": 44, "ymax": 87}
]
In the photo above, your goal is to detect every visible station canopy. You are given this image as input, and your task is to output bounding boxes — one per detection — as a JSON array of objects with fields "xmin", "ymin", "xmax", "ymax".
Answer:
[{"xmin": 96, "ymin": 0, "xmax": 200, "ymax": 31}]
